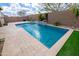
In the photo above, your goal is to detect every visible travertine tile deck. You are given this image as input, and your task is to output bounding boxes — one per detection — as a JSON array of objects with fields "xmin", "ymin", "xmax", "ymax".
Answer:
[{"xmin": 0, "ymin": 22, "xmax": 73, "ymax": 56}]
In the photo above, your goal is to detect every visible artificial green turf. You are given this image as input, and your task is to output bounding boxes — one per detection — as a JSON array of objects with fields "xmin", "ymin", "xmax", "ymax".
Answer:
[{"xmin": 57, "ymin": 31, "xmax": 79, "ymax": 56}]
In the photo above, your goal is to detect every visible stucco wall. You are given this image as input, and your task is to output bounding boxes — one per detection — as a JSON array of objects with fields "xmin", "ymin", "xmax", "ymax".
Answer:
[
  {"xmin": 48, "ymin": 11, "xmax": 76, "ymax": 27},
  {"xmin": 5, "ymin": 14, "xmax": 39, "ymax": 24},
  {"xmin": 4, "ymin": 10, "xmax": 79, "ymax": 27},
  {"xmin": 5, "ymin": 16, "xmax": 28, "ymax": 23}
]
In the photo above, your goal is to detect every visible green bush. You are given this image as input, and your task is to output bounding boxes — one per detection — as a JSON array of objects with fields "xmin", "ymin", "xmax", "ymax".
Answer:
[{"xmin": 39, "ymin": 14, "xmax": 46, "ymax": 21}]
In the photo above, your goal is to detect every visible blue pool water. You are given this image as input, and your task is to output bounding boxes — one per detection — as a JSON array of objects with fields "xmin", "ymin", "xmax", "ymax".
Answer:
[{"xmin": 16, "ymin": 22, "xmax": 69, "ymax": 48}]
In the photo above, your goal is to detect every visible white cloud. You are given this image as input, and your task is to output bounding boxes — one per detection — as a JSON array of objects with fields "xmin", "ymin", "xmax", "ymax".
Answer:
[
  {"xmin": 2, "ymin": 3, "xmax": 22, "ymax": 16},
  {"xmin": 1, "ymin": 3, "xmax": 43, "ymax": 16}
]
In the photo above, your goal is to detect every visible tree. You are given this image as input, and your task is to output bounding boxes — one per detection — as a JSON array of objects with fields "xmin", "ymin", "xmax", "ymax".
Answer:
[
  {"xmin": 0, "ymin": 7, "xmax": 3, "ymax": 15},
  {"xmin": 69, "ymin": 4, "xmax": 79, "ymax": 27},
  {"xmin": 0, "ymin": 7, "xmax": 5, "ymax": 26},
  {"xmin": 39, "ymin": 3, "xmax": 72, "ymax": 12},
  {"xmin": 0, "ymin": 7, "xmax": 3, "ymax": 11},
  {"xmin": 17, "ymin": 10, "xmax": 26, "ymax": 16},
  {"xmin": 38, "ymin": 3, "xmax": 72, "ymax": 23}
]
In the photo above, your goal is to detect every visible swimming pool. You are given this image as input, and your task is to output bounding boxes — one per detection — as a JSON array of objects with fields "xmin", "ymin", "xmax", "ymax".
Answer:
[{"xmin": 16, "ymin": 22, "xmax": 69, "ymax": 48}]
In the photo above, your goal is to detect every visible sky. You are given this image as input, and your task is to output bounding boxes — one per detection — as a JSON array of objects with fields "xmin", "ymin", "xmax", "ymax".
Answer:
[
  {"xmin": 0, "ymin": 3, "xmax": 72, "ymax": 16},
  {"xmin": 0, "ymin": 3, "xmax": 43, "ymax": 16}
]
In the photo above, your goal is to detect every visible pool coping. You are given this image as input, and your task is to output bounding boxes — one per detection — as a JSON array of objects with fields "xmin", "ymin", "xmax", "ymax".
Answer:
[{"xmin": 4, "ymin": 21, "xmax": 73, "ymax": 56}]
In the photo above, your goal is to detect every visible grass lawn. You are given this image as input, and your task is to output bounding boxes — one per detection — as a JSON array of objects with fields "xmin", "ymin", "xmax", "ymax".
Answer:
[{"xmin": 57, "ymin": 31, "xmax": 79, "ymax": 56}]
